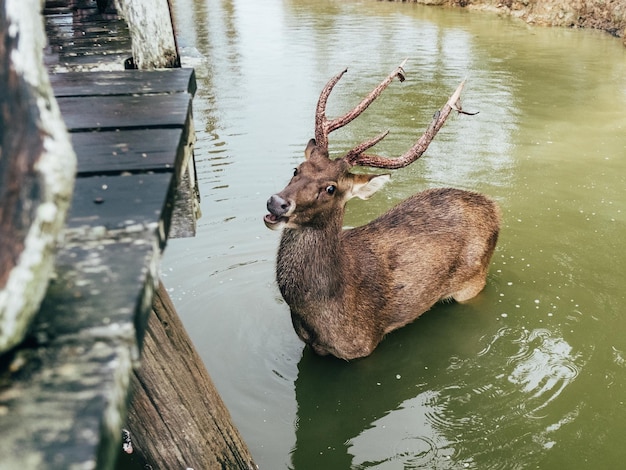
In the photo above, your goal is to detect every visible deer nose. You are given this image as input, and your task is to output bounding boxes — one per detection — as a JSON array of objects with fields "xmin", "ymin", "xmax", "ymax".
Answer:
[{"xmin": 267, "ymin": 194, "xmax": 291, "ymax": 216}]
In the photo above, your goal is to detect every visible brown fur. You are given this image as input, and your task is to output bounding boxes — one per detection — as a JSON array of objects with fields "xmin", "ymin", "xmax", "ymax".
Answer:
[{"xmin": 265, "ymin": 145, "xmax": 500, "ymax": 360}]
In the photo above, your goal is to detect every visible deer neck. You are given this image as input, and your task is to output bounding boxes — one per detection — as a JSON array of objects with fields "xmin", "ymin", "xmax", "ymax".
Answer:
[{"xmin": 276, "ymin": 217, "xmax": 346, "ymax": 310}]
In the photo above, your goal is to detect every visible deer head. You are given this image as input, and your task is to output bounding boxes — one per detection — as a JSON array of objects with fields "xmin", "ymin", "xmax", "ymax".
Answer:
[
  {"xmin": 264, "ymin": 139, "xmax": 390, "ymax": 231},
  {"xmin": 264, "ymin": 59, "xmax": 468, "ymax": 232}
]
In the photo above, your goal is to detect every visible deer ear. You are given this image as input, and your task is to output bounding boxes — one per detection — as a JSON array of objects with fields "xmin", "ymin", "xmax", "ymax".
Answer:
[
  {"xmin": 348, "ymin": 174, "xmax": 390, "ymax": 200},
  {"xmin": 304, "ymin": 139, "xmax": 317, "ymax": 160}
]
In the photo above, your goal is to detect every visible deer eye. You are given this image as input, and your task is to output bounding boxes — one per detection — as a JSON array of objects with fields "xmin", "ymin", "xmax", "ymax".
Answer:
[
  {"xmin": 326, "ymin": 185, "xmax": 336, "ymax": 195},
  {"xmin": 293, "ymin": 168, "xmax": 298, "ymax": 176}
]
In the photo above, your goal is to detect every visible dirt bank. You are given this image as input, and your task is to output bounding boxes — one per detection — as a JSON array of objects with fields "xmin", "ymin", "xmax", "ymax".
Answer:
[{"xmin": 388, "ymin": 0, "xmax": 626, "ymax": 45}]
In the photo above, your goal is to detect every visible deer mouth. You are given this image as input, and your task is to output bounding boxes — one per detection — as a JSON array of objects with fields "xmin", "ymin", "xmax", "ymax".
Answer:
[
  {"xmin": 265, "ymin": 194, "xmax": 294, "ymax": 230},
  {"xmin": 264, "ymin": 213, "xmax": 289, "ymax": 230}
]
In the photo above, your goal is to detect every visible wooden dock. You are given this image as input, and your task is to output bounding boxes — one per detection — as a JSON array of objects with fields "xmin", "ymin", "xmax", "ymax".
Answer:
[{"xmin": 0, "ymin": 1, "xmax": 254, "ymax": 468}]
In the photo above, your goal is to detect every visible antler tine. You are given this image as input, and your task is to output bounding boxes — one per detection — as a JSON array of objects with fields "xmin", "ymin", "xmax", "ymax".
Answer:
[
  {"xmin": 344, "ymin": 130, "xmax": 390, "ymax": 164},
  {"xmin": 314, "ymin": 59, "xmax": 408, "ymax": 152},
  {"xmin": 346, "ymin": 79, "xmax": 468, "ymax": 169},
  {"xmin": 314, "ymin": 68, "xmax": 348, "ymax": 150}
]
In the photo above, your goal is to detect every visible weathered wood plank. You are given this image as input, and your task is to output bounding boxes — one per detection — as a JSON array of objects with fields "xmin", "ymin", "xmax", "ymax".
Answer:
[
  {"xmin": 50, "ymin": 69, "xmax": 196, "ymax": 97},
  {"xmin": 44, "ymin": 0, "xmax": 102, "ymax": 15},
  {"xmin": 169, "ymin": 159, "xmax": 200, "ymax": 239},
  {"xmin": 57, "ymin": 94, "xmax": 191, "ymax": 131},
  {"xmin": 45, "ymin": 50, "xmax": 131, "ymax": 72},
  {"xmin": 48, "ymin": 36, "xmax": 132, "ymax": 57},
  {"xmin": 54, "ymin": 69, "xmax": 198, "ymax": 237},
  {"xmin": 70, "ymin": 129, "xmax": 184, "ymax": 175},
  {"xmin": 120, "ymin": 282, "xmax": 257, "ymax": 470},
  {"xmin": 46, "ymin": 29, "xmax": 131, "ymax": 49},
  {"xmin": 0, "ymin": 234, "xmax": 159, "ymax": 470},
  {"xmin": 66, "ymin": 173, "xmax": 174, "ymax": 235},
  {"xmin": 30, "ymin": 235, "xmax": 157, "ymax": 343},
  {"xmin": 0, "ymin": 339, "xmax": 133, "ymax": 469}
]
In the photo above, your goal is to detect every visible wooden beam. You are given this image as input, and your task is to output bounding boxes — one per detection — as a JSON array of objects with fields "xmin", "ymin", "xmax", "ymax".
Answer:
[
  {"xmin": 0, "ymin": 0, "xmax": 76, "ymax": 353},
  {"xmin": 121, "ymin": 282, "xmax": 258, "ymax": 470},
  {"xmin": 114, "ymin": 0, "xmax": 180, "ymax": 69}
]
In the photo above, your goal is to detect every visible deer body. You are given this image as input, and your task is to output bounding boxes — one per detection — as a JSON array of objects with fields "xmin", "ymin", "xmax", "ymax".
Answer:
[{"xmin": 265, "ymin": 62, "xmax": 501, "ymax": 360}]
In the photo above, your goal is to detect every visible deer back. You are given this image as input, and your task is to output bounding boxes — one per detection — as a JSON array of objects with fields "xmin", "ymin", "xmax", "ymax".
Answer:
[{"xmin": 342, "ymin": 188, "xmax": 500, "ymax": 330}]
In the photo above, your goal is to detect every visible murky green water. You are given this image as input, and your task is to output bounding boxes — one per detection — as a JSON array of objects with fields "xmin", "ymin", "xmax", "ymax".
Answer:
[{"xmin": 165, "ymin": 0, "xmax": 626, "ymax": 468}]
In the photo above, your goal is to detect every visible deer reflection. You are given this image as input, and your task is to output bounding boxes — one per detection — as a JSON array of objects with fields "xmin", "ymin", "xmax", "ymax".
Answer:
[
  {"xmin": 290, "ymin": 303, "xmax": 474, "ymax": 469},
  {"xmin": 290, "ymin": 320, "xmax": 583, "ymax": 469}
]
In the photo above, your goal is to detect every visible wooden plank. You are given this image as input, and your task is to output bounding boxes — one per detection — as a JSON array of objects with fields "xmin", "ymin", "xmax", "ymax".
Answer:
[
  {"xmin": 70, "ymin": 128, "xmax": 184, "ymax": 175},
  {"xmin": 44, "ymin": 50, "xmax": 131, "ymax": 71},
  {"xmin": 44, "ymin": 0, "xmax": 102, "ymax": 15},
  {"xmin": 57, "ymin": 94, "xmax": 191, "ymax": 131},
  {"xmin": 120, "ymin": 282, "xmax": 257, "ymax": 470},
  {"xmin": 67, "ymin": 173, "xmax": 174, "ymax": 233},
  {"xmin": 0, "ymin": 339, "xmax": 133, "ymax": 469},
  {"xmin": 29, "ymin": 238, "xmax": 157, "ymax": 351},
  {"xmin": 45, "ymin": 15, "xmax": 128, "ymax": 40},
  {"xmin": 0, "ymin": 236, "xmax": 159, "ymax": 470},
  {"xmin": 48, "ymin": 35, "xmax": 132, "ymax": 56},
  {"xmin": 50, "ymin": 68, "xmax": 196, "ymax": 97},
  {"xmin": 48, "ymin": 23, "xmax": 120, "ymax": 35}
]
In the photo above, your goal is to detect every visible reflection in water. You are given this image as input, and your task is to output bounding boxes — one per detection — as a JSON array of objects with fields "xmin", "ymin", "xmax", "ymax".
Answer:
[
  {"xmin": 292, "ymin": 324, "xmax": 583, "ymax": 469},
  {"xmin": 348, "ymin": 391, "xmax": 455, "ymax": 469}
]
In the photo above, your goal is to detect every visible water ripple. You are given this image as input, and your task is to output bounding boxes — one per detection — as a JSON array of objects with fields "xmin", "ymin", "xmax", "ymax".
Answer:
[
  {"xmin": 506, "ymin": 328, "xmax": 581, "ymax": 414},
  {"xmin": 392, "ymin": 435, "xmax": 439, "ymax": 468},
  {"xmin": 420, "ymin": 326, "xmax": 585, "ymax": 468},
  {"xmin": 476, "ymin": 326, "xmax": 582, "ymax": 414}
]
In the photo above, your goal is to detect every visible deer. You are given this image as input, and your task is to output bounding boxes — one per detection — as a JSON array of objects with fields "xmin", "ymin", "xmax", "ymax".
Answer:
[{"xmin": 264, "ymin": 60, "xmax": 501, "ymax": 360}]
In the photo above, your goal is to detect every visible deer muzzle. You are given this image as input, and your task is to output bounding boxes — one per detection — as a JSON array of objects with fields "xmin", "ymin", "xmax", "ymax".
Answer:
[{"xmin": 264, "ymin": 194, "xmax": 293, "ymax": 230}]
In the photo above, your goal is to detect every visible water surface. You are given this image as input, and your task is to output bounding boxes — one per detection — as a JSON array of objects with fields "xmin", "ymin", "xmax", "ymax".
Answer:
[{"xmin": 165, "ymin": 1, "xmax": 626, "ymax": 468}]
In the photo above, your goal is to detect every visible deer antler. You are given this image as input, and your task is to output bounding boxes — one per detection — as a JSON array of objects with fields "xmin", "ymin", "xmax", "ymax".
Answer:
[
  {"xmin": 314, "ymin": 61, "xmax": 474, "ymax": 169},
  {"xmin": 314, "ymin": 59, "xmax": 408, "ymax": 151},
  {"xmin": 344, "ymin": 80, "xmax": 469, "ymax": 169}
]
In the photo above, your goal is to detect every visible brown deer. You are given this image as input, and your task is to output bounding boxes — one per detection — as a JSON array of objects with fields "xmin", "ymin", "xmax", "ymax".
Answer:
[{"xmin": 264, "ymin": 60, "xmax": 500, "ymax": 360}]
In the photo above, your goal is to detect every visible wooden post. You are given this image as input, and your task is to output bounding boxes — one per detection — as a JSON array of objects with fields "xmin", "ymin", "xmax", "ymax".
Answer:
[
  {"xmin": 0, "ymin": 0, "xmax": 76, "ymax": 353},
  {"xmin": 120, "ymin": 281, "xmax": 257, "ymax": 470},
  {"xmin": 114, "ymin": 0, "xmax": 180, "ymax": 69}
]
